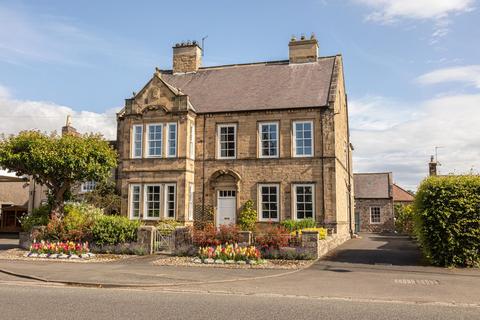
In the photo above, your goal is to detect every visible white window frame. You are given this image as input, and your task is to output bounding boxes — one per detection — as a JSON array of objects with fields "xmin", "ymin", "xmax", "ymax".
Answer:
[
  {"xmin": 164, "ymin": 183, "xmax": 176, "ymax": 219},
  {"xmin": 146, "ymin": 123, "xmax": 163, "ymax": 158},
  {"xmin": 293, "ymin": 184, "xmax": 315, "ymax": 220},
  {"xmin": 217, "ymin": 123, "xmax": 237, "ymax": 160},
  {"xmin": 166, "ymin": 122, "xmax": 177, "ymax": 158},
  {"xmin": 370, "ymin": 207, "xmax": 381, "ymax": 224},
  {"xmin": 293, "ymin": 120, "xmax": 314, "ymax": 157},
  {"xmin": 80, "ymin": 181, "xmax": 96, "ymax": 193},
  {"xmin": 131, "ymin": 125, "xmax": 143, "ymax": 159},
  {"xmin": 129, "ymin": 184, "xmax": 141, "ymax": 219},
  {"xmin": 188, "ymin": 183, "xmax": 194, "ymax": 220},
  {"xmin": 189, "ymin": 123, "xmax": 195, "ymax": 160},
  {"xmin": 143, "ymin": 184, "xmax": 162, "ymax": 220},
  {"xmin": 258, "ymin": 184, "xmax": 280, "ymax": 222},
  {"xmin": 258, "ymin": 122, "xmax": 279, "ymax": 158}
]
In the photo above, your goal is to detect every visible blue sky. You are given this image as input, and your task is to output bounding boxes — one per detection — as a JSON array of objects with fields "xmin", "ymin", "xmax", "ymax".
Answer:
[{"xmin": 0, "ymin": 0, "xmax": 479, "ymax": 190}]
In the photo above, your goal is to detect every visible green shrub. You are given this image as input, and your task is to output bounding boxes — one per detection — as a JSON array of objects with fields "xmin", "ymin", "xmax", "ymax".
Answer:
[
  {"xmin": 280, "ymin": 218, "xmax": 317, "ymax": 232},
  {"xmin": 62, "ymin": 202, "xmax": 103, "ymax": 241},
  {"xmin": 91, "ymin": 215, "xmax": 142, "ymax": 245},
  {"xmin": 239, "ymin": 200, "xmax": 257, "ymax": 231},
  {"xmin": 280, "ymin": 219, "xmax": 297, "ymax": 232},
  {"xmin": 156, "ymin": 220, "xmax": 182, "ymax": 236},
  {"xmin": 415, "ymin": 175, "xmax": 480, "ymax": 267},
  {"xmin": 20, "ymin": 205, "xmax": 50, "ymax": 232},
  {"xmin": 394, "ymin": 204, "xmax": 415, "ymax": 235}
]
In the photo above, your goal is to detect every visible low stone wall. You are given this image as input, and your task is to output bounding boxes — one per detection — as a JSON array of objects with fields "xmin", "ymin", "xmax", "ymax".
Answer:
[
  {"xmin": 19, "ymin": 226, "xmax": 46, "ymax": 250},
  {"xmin": 301, "ymin": 231, "xmax": 351, "ymax": 259}
]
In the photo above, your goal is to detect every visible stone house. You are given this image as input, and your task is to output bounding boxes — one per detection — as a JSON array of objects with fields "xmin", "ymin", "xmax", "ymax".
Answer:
[
  {"xmin": 116, "ymin": 35, "xmax": 354, "ymax": 236},
  {"xmin": 354, "ymin": 172, "xmax": 414, "ymax": 232},
  {"xmin": 392, "ymin": 184, "xmax": 414, "ymax": 206},
  {"xmin": 0, "ymin": 175, "xmax": 29, "ymax": 232}
]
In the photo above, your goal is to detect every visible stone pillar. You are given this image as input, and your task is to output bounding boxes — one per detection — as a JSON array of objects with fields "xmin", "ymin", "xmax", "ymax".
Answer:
[
  {"xmin": 239, "ymin": 231, "xmax": 252, "ymax": 245},
  {"xmin": 301, "ymin": 231, "xmax": 319, "ymax": 259},
  {"xmin": 174, "ymin": 226, "xmax": 193, "ymax": 250},
  {"xmin": 137, "ymin": 226, "xmax": 156, "ymax": 255}
]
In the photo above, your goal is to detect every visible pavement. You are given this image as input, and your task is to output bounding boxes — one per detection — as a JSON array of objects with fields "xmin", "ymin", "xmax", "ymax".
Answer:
[{"xmin": 0, "ymin": 232, "xmax": 479, "ymax": 308}]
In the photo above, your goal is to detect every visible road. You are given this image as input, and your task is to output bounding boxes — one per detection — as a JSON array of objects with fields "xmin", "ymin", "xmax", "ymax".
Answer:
[
  {"xmin": 1, "ymin": 233, "xmax": 479, "ymax": 319},
  {"xmin": 0, "ymin": 282, "xmax": 479, "ymax": 320}
]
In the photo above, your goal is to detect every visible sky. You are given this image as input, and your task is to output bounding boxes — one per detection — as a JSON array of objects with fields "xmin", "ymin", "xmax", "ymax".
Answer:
[{"xmin": 0, "ymin": 0, "xmax": 479, "ymax": 190}]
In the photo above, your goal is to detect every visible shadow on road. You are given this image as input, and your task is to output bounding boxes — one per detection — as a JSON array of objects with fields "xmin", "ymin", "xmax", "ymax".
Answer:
[
  {"xmin": 0, "ymin": 233, "xmax": 19, "ymax": 251},
  {"xmin": 321, "ymin": 233, "xmax": 424, "ymax": 267}
]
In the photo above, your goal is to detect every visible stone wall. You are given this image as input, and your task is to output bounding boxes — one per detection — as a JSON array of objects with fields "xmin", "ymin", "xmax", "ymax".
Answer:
[{"xmin": 355, "ymin": 198, "xmax": 394, "ymax": 232}]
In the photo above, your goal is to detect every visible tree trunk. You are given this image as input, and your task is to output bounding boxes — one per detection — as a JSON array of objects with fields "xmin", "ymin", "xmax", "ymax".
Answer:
[{"xmin": 49, "ymin": 184, "xmax": 69, "ymax": 219}]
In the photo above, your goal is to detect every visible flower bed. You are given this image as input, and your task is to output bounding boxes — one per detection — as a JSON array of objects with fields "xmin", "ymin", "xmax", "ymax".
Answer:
[
  {"xmin": 27, "ymin": 240, "xmax": 92, "ymax": 259},
  {"xmin": 196, "ymin": 244, "xmax": 262, "ymax": 265}
]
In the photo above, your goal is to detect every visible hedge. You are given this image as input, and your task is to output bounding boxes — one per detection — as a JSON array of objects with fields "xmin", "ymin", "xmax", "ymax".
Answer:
[{"xmin": 415, "ymin": 175, "xmax": 480, "ymax": 267}]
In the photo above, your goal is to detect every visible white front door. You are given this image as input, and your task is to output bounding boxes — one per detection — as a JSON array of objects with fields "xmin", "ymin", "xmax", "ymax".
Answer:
[{"xmin": 217, "ymin": 190, "xmax": 236, "ymax": 226}]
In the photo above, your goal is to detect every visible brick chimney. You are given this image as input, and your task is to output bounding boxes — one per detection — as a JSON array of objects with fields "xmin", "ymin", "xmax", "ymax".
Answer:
[
  {"xmin": 172, "ymin": 41, "xmax": 202, "ymax": 74},
  {"xmin": 429, "ymin": 155, "xmax": 437, "ymax": 176},
  {"xmin": 289, "ymin": 33, "xmax": 319, "ymax": 64}
]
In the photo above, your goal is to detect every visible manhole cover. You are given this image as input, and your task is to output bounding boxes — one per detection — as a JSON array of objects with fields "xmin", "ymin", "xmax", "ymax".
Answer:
[{"xmin": 394, "ymin": 279, "xmax": 440, "ymax": 285}]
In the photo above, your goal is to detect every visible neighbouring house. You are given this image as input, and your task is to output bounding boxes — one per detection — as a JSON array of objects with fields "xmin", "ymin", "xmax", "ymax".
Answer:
[
  {"xmin": 0, "ymin": 175, "xmax": 29, "ymax": 232},
  {"xmin": 353, "ymin": 172, "xmax": 394, "ymax": 233},
  {"xmin": 116, "ymin": 34, "xmax": 355, "ymax": 236},
  {"xmin": 392, "ymin": 184, "xmax": 414, "ymax": 206}
]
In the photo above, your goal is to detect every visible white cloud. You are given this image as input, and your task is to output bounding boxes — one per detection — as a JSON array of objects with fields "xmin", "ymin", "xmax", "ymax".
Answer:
[
  {"xmin": 416, "ymin": 65, "xmax": 480, "ymax": 88},
  {"xmin": 351, "ymin": 93, "xmax": 480, "ymax": 190},
  {"xmin": 354, "ymin": 0, "xmax": 474, "ymax": 22},
  {"xmin": 0, "ymin": 84, "xmax": 118, "ymax": 140},
  {"xmin": 352, "ymin": 0, "xmax": 475, "ymax": 42}
]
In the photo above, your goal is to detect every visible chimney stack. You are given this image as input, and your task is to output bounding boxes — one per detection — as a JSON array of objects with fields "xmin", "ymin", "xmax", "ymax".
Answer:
[
  {"xmin": 289, "ymin": 33, "xmax": 319, "ymax": 64},
  {"xmin": 429, "ymin": 155, "xmax": 437, "ymax": 176},
  {"xmin": 172, "ymin": 41, "xmax": 202, "ymax": 74},
  {"xmin": 62, "ymin": 115, "xmax": 79, "ymax": 136}
]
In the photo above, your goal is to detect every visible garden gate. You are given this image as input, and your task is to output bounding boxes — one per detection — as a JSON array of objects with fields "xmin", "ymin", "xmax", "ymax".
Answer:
[{"xmin": 154, "ymin": 229, "xmax": 175, "ymax": 253}]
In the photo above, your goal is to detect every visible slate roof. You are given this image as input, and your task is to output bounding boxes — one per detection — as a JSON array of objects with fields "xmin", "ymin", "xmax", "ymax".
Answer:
[
  {"xmin": 160, "ymin": 56, "xmax": 337, "ymax": 113},
  {"xmin": 393, "ymin": 184, "xmax": 415, "ymax": 202},
  {"xmin": 354, "ymin": 173, "xmax": 392, "ymax": 199}
]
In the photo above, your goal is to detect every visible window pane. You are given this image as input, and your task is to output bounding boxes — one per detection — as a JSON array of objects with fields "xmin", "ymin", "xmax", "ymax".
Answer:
[
  {"xmin": 165, "ymin": 185, "xmax": 176, "ymax": 218},
  {"xmin": 167, "ymin": 124, "xmax": 177, "ymax": 157},
  {"xmin": 148, "ymin": 125, "xmax": 162, "ymax": 156},
  {"xmin": 145, "ymin": 185, "xmax": 161, "ymax": 218},
  {"xmin": 131, "ymin": 185, "xmax": 141, "ymax": 218},
  {"xmin": 133, "ymin": 126, "xmax": 143, "ymax": 158},
  {"xmin": 294, "ymin": 121, "xmax": 313, "ymax": 157},
  {"xmin": 259, "ymin": 185, "xmax": 279, "ymax": 220},
  {"xmin": 295, "ymin": 185, "xmax": 314, "ymax": 220},
  {"xmin": 260, "ymin": 123, "xmax": 278, "ymax": 157}
]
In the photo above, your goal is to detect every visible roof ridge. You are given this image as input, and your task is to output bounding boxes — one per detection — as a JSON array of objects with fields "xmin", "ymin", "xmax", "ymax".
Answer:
[{"xmin": 158, "ymin": 55, "xmax": 338, "ymax": 73}]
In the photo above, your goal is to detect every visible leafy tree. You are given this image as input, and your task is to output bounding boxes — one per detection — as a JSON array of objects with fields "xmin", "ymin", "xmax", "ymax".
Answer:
[
  {"xmin": 0, "ymin": 131, "xmax": 117, "ymax": 217},
  {"xmin": 80, "ymin": 180, "xmax": 121, "ymax": 215},
  {"xmin": 239, "ymin": 200, "xmax": 257, "ymax": 231}
]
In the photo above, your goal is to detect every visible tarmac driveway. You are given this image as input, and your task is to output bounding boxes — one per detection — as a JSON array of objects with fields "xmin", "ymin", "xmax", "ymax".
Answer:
[
  {"xmin": 319, "ymin": 233, "xmax": 423, "ymax": 267},
  {"xmin": 0, "ymin": 234, "xmax": 19, "ymax": 251}
]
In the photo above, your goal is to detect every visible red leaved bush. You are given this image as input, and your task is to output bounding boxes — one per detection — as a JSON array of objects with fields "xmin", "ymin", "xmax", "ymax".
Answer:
[
  {"xmin": 192, "ymin": 223, "xmax": 240, "ymax": 246},
  {"xmin": 254, "ymin": 224, "xmax": 290, "ymax": 249}
]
